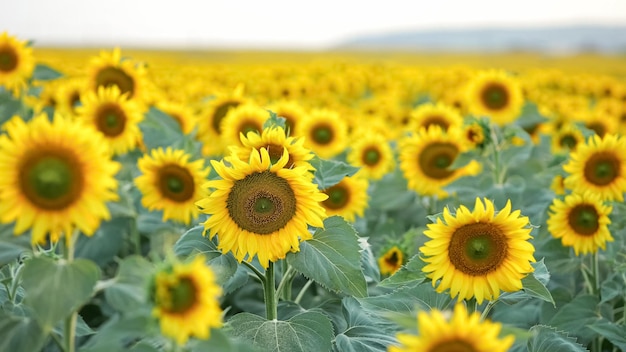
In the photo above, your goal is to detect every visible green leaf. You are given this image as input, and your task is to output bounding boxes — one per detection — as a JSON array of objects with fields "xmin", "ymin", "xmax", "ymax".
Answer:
[
  {"xmin": 548, "ymin": 294, "xmax": 600, "ymax": 344},
  {"xmin": 263, "ymin": 110, "xmax": 287, "ymax": 130},
  {"xmin": 32, "ymin": 63, "xmax": 63, "ymax": 81},
  {"xmin": 379, "ymin": 255, "xmax": 426, "ymax": 289},
  {"xmin": 287, "ymin": 216, "xmax": 367, "ymax": 298},
  {"xmin": 310, "ymin": 157, "xmax": 360, "ymax": 190},
  {"xmin": 191, "ymin": 328, "xmax": 261, "ymax": 352},
  {"xmin": 526, "ymin": 325, "xmax": 588, "ymax": 352},
  {"xmin": 105, "ymin": 255, "xmax": 154, "ymax": 312},
  {"xmin": 21, "ymin": 257, "xmax": 100, "ymax": 332},
  {"xmin": 587, "ymin": 319, "xmax": 626, "ymax": 351},
  {"xmin": 333, "ymin": 299, "xmax": 397, "ymax": 352},
  {"xmin": 359, "ymin": 282, "xmax": 452, "ymax": 315},
  {"xmin": 521, "ymin": 259, "xmax": 555, "ymax": 306},
  {"xmin": 81, "ymin": 314, "xmax": 155, "ymax": 352},
  {"xmin": 0, "ymin": 311, "xmax": 47, "ymax": 352},
  {"xmin": 228, "ymin": 311, "xmax": 334, "ymax": 352},
  {"xmin": 140, "ymin": 107, "xmax": 202, "ymax": 158},
  {"xmin": 0, "ymin": 223, "xmax": 32, "ymax": 266},
  {"xmin": 75, "ymin": 218, "xmax": 129, "ymax": 266}
]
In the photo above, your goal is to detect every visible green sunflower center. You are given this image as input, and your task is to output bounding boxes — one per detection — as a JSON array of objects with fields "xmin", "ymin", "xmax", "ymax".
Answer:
[
  {"xmin": 559, "ymin": 134, "xmax": 578, "ymax": 149},
  {"xmin": 164, "ymin": 277, "xmax": 197, "ymax": 314},
  {"xmin": 0, "ymin": 46, "xmax": 18, "ymax": 72},
  {"xmin": 20, "ymin": 151, "xmax": 83, "ymax": 210},
  {"xmin": 158, "ymin": 164, "xmax": 196, "ymax": 202},
  {"xmin": 568, "ymin": 204, "xmax": 600, "ymax": 236},
  {"xmin": 212, "ymin": 101, "xmax": 240, "ymax": 133},
  {"xmin": 96, "ymin": 104, "xmax": 127, "ymax": 137},
  {"xmin": 418, "ymin": 142, "xmax": 458, "ymax": 180},
  {"xmin": 584, "ymin": 152, "xmax": 620, "ymax": 186},
  {"xmin": 312, "ymin": 124, "xmax": 334, "ymax": 145},
  {"xmin": 95, "ymin": 66, "xmax": 135, "ymax": 97},
  {"xmin": 429, "ymin": 338, "xmax": 477, "ymax": 352},
  {"xmin": 448, "ymin": 222, "xmax": 508, "ymax": 276},
  {"xmin": 227, "ymin": 171, "xmax": 297, "ymax": 235},
  {"xmin": 480, "ymin": 83, "xmax": 509, "ymax": 110},
  {"xmin": 362, "ymin": 147, "xmax": 381, "ymax": 166},
  {"xmin": 423, "ymin": 116, "xmax": 449, "ymax": 130},
  {"xmin": 322, "ymin": 184, "xmax": 349, "ymax": 210}
]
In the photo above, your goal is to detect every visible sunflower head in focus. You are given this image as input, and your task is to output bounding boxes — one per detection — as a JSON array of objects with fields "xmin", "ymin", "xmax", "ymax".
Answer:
[
  {"xmin": 389, "ymin": 304, "xmax": 514, "ymax": 352},
  {"xmin": 151, "ymin": 255, "xmax": 223, "ymax": 346},
  {"xmin": 399, "ymin": 126, "xmax": 480, "ymax": 198},
  {"xmin": 408, "ymin": 102, "xmax": 463, "ymax": 133},
  {"xmin": 0, "ymin": 114, "xmax": 120, "ymax": 244},
  {"xmin": 346, "ymin": 132, "xmax": 395, "ymax": 180},
  {"xmin": 77, "ymin": 85, "xmax": 144, "ymax": 155},
  {"xmin": 420, "ymin": 198, "xmax": 536, "ymax": 304},
  {"xmin": 466, "ymin": 70, "xmax": 524, "ymax": 125},
  {"xmin": 197, "ymin": 147, "xmax": 327, "ymax": 268},
  {"xmin": 197, "ymin": 92, "xmax": 247, "ymax": 156},
  {"xmin": 0, "ymin": 32, "xmax": 35, "ymax": 94},
  {"xmin": 547, "ymin": 192, "xmax": 613, "ymax": 256},
  {"xmin": 320, "ymin": 175, "xmax": 369, "ymax": 223},
  {"xmin": 563, "ymin": 133, "xmax": 626, "ymax": 201},
  {"xmin": 296, "ymin": 108, "xmax": 349, "ymax": 159},
  {"xmin": 135, "ymin": 147, "xmax": 209, "ymax": 225},
  {"xmin": 378, "ymin": 246, "xmax": 404, "ymax": 276},
  {"xmin": 87, "ymin": 47, "xmax": 147, "ymax": 103}
]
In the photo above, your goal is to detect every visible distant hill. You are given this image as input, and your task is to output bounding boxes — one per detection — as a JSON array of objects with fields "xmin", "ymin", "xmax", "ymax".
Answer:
[{"xmin": 337, "ymin": 25, "xmax": 626, "ymax": 53}]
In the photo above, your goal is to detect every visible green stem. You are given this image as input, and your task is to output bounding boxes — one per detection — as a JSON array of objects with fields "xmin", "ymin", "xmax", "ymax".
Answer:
[
  {"xmin": 63, "ymin": 232, "xmax": 77, "ymax": 352},
  {"xmin": 242, "ymin": 261, "xmax": 265, "ymax": 283},
  {"xmin": 131, "ymin": 219, "xmax": 141, "ymax": 255},
  {"xmin": 489, "ymin": 125, "xmax": 506, "ymax": 185},
  {"xmin": 8, "ymin": 263, "xmax": 25, "ymax": 303},
  {"xmin": 465, "ymin": 297, "xmax": 478, "ymax": 315},
  {"xmin": 264, "ymin": 262, "xmax": 277, "ymax": 320},
  {"xmin": 276, "ymin": 265, "xmax": 296, "ymax": 301},
  {"xmin": 480, "ymin": 300, "xmax": 498, "ymax": 321},
  {"xmin": 294, "ymin": 279, "xmax": 314, "ymax": 305},
  {"xmin": 589, "ymin": 253, "xmax": 600, "ymax": 296}
]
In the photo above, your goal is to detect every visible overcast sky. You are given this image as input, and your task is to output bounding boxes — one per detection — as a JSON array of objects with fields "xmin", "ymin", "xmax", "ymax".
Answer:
[{"xmin": 3, "ymin": 0, "xmax": 626, "ymax": 49}]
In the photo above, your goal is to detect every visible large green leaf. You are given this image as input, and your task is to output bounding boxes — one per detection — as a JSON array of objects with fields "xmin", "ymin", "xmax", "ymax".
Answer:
[
  {"xmin": 287, "ymin": 216, "xmax": 367, "ymax": 298},
  {"xmin": 526, "ymin": 325, "xmax": 588, "ymax": 352},
  {"xmin": 587, "ymin": 319, "xmax": 626, "ymax": 351},
  {"xmin": 332, "ymin": 298, "xmax": 398, "ymax": 352},
  {"xmin": 75, "ymin": 217, "xmax": 130, "ymax": 266},
  {"xmin": 548, "ymin": 294, "xmax": 600, "ymax": 344},
  {"xmin": 500, "ymin": 259, "xmax": 554, "ymax": 306},
  {"xmin": 0, "ymin": 223, "xmax": 32, "ymax": 266},
  {"xmin": 191, "ymin": 328, "xmax": 262, "ymax": 352},
  {"xmin": 22, "ymin": 257, "xmax": 100, "ymax": 332},
  {"xmin": 359, "ymin": 282, "xmax": 452, "ymax": 315},
  {"xmin": 0, "ymin": 311, "xmax": 47, "ymax": 352},
  {"xmin": 32, "ymin": 63, "xmax": 63, "ymax": 81},
  {"xmin": 310, "ymin": 157, "xmax": 360, "ymax": 190},
  {"xmin": 228, "ymin": 311, "xmax": 334, "ymax": 352},
  {"xmin": 105, "ymin": 255, "xmax": 154, "ymax": 312},
  {"xmin": 81, "ymin": 314, "xmax": 155, "ymax": 352},
  {"xmin": 378, "ymin": 255, "xmax": 426, "ymax": 289}
]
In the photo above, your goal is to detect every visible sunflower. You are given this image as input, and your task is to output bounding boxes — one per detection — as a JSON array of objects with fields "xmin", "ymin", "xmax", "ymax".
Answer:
[
  {"xmin": 151, "ymin": 255, "xmax": 223, "ymax": 346},
  {"xmin": 547, "ymin": 192, "xmax": 613, "ymax": 255},
  {"xmin": 420, "ymin": 198, "xmax": 536, "ymax": 304},
  {"xmin": 197, "ymin": 90, "xmax": 247, "ymax": 156},
  {"xmin": 551, "ymin": 174, "xmax": 566, "ymax": 196},
  {"xmin": 378, "ymin": 246, "xmax": 404, "ymax": 276},
  {"xmin": 321, "ymin": 175, "xmax": 369, "ymax": 222},
  {"xmin": 197, "ymin": 147, "xmax": 327, "ymax": 268},
  {"xmin": 551, "ymin": 123, "xmax": 585, "ymax": 155},
  {"xmin": 389, "ymin": 304, "xmax": 514, "ymax": 352},
  {"xmin": 462, "ymin": 122, "xmax": 486, "ymax": 148},
  {"xmin": 156, "ymin": 100, "xmax": 198, "ymax": 135},
  {"xmin": 0, "ymin": 32, "xmax": 35, "ymax": 94},
  {"xmin": 0, "ymin": 114, "xmax": 120, "ymax": 244},
  {"xmin": 466, "ymin": 70, "xmax": 524, "ymax": 125},
  {"xmin": 77, "ymin": 85, "xmax": 144, "ymax": 155},
  {"xmin": 296, "ymin": 108, "xmax": 349, "ymax": 159},
  {"xmin": 135, "ymin": 148, "xmax": 209, "ymax": 225},
  {"xmin": 87, "ymin": 47, "xmax": 148, "ymax": 103},
  {"xmin": 399, "ymin": 126, "xmax": 480, "ymax": 198},
  {"xmin": 408, "ymin": 102, "xmax": 463, "ymax": 133},
  {"xmin": 55, "ymin": 77, "xmax": 87, "ymax": 117},
  {"xmin": 346, "ymin": 133, "xmax": 395, "ymax": 180},
  {"xmin": 563, "ymin": 134, "xmax": 626, "ymax": 201},
  {"xmin": 220, "ymin": 103, "xmax": 269, "ymax": 148}
]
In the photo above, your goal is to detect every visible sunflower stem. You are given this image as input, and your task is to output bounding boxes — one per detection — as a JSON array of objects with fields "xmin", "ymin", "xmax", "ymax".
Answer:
[
  {"xmin": 276, "ymin": 265, "xmax": 296, "ymax": 301},
  {"xmin": 131, "ymin": 218, "xmax": 141, "ymax": 255},
  {"xmin": 264, "ymin": 262, "xmax": 278, "ymax": 320},
  {"xmin": 242, "ymin": 261, "xmax": 266, "ymax": 283},
  {"xmin": 63, "ymin": 231, "xmax": 78, "ymax": 352},
  {"xmin": 591, "ymin": 252, "xmax": 600, "ymax": 296},
  {"xmin": 294, "ymin": 279, "xmax": 314, "ymax": 305},
  {"xmin": 489, "ymin": 125, "xmax": 506, "ymax": 185},
  {"xmin": 479, "ymin": 299, "xmax": 498, "ymax": 321}
]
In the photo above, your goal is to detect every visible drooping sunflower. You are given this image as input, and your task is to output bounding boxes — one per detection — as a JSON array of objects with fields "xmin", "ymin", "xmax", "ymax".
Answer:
[
  {"xmin": 563, "ymin": 133, "xmax": 626, "ymax": 201},
  {"xmin": 0, "ymin": 32, "xmax": 35, "ymax": 94},
  {"xmin": 321, "ymin": 175, "xmax": 369, "ymax": 223},
  {"xmin": 197, "ymin": 148, "xmax": 327, "ymax": 268},
  {"xmin": 0, "ymin": 114, "xmax": 120, "ymax": 244},
  {"xmin": 156, "ymin": 100, "xmax": 198, "ymax": 135},
  {"xmin": 399, "ymin": 126, "xmax": 480, "ymax": 198},
  {"xmin": 408, "ymin": 102, "xmax": 464, "ymax": 133},
  {"xmin": 151, "ymin": 255, "xmax": 223, "ymax": 346},
  {"xmin": 420, "ymin": 198, "xmax": 536, "ymax": 304},
  {"xmin": 547, "ymin": 192, "xmax": 613, "ymax": 255},
  {"xmin": 389, "ymin": 304, "xmax": 514, "ymax": 352},
  {"xmin": 77, "ymin": 85, "xmax": 144, "ymax": 155},
  {"xmin": 295, "ymin": 108, "xmax": 349, "ymax": 159},
  {"xmin": 87, "ymin": 47, "xmax": 148, "ymax": 103},
  {"xmin": 466, "ymin": 70, "xmax": 524, "ymax": 125},
  {"xmin": 220, "ymin": 103, "xmax": 269, "ymax": 148},
  {"xmin": 135, "ymin": 147, "xmax": 209, "ymax": 225},
  {"xmin": 197, "ymin": 89, "xmax": 248, "ymax": 156},
  {"xmin": 378, "ymin": 246, "xmax": 404, "ymax": 276},
  {"xmin": 346, "ymin": 133, "xmax": 395, "ymax": 180}
]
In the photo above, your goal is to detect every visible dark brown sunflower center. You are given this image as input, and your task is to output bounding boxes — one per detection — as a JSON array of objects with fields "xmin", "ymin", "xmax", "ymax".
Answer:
[
  {"xmin": 418, "ymin": 142, "xmax": 458, "ymax": 179},
  {"xmin": 362, "ymin": 147, "xmax": 381, "ymax": 166},
  {"xmin": 322, "ymin": 184, "xmax": 350, "ymax": 210},
  {"xmin": 559, "ymin": 134, "xmax": 578, "ymax": 149},
  {"xmin": 385, "ymin": 250, "xmax": 399, "ymax": 266},
  {"xmin": 212, "ymin": 101, "xmax": 240, "ymax": 133},
  {"xmin": 448, "ymin": 222, "xmax": 508, "ymax": 276},
  {"xmin": 95, "ymin": 66, "xmax": 135, "ymax": 97},
  {"xmin": 227, "ymin": 171, "xmax": 296, "ymax": 235},
  {"xmin": 158, "ymin": 164, "xmax": 195, "ymax": 202},
  {"xmin": 239, "ymin": 121, "xmax": 262, "ymax": 138},
  {"xmin": 163, "ymin": 277, "xmax": 197, "ymax": 314},
  {"xmin": 429, "ymin": 338, "xmax": 477, "ymax": 352},
  {"xmin": 278, "ymin": 113, "xmax": 296, "ymax": 134},
  {"xmin": 266, "ymin": 144, "xmax": 293, "ymax": 168},
  {"xmin": 568, "ymin": 204, "xmax": 600, "ymax": 236},
  {"xmin": 69, "ymin": 91, "xmax": 81, "ymax": 112},
  {"xmin": 96, "ymin": 103, "xmax": 127, "ymax": 137},
  {"xmin": 480, "ymin": 83, "xmax": 509, "ymax": 110},
  {"xmin": 583, "ymin": 152, "xmax": 620, "ymax": 186},
  {"xmin": 312, "ymin": 124, "xmax": 334, "ymax": 145},
  {"xmin": 20, "ymin": 151, "xmax": 83, "ymax": 210},
  {"xmin": 586, "ymin": 122, "xmax": 606, "ymax": 137},
  {"xmin": 423, "ymin": 116, "xmax": 450, "ymax": 130},
  {"xmin": 0, "ymin": 46, "xmax": 18, "ymax": 72}
]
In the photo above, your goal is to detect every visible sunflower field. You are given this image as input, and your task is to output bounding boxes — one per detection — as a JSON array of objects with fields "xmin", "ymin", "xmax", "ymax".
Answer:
[{"xmin": 2, "ymin": 31, "xmax": 626, "ymax": 352}]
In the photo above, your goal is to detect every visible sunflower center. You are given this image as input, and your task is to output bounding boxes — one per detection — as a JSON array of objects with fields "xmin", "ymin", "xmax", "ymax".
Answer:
[
  {"xmin": 95, "ymin": 66, "xmax": 135, "ymax": 97},
  {"xmin": 584, "ymin": 152, "xmax": 620, "ymax": 186},
  {"xmin": 559, "ymin": 134, "xmax": 578, "ymax": 149},
  {"xmin": 96, "ymin": 104, "xmax": 127, "ymax": 137},
  {"xmin": 568, "ymin": 204, "xmax": 600, "ymax": 236},
  {"xmin": 212, "ymin": 101, "xmax": 240, "ymax": 133},
  {"xmin": 279, "ymin": 113, "xmax": 296, "ymax": 134},
  {"xmin": 20, "ymin": 151, "xmax": 83, "ymax": 210},
  {"xmin": 586, "ymin": 122, "xmax": 606, "ymax": 137},
  {"xmin": 385, "ymin": 251, "xmax": 399, "ymax": 266},
  {"xmin": 423, "ymin": 116, "xmax": 450, "ymax": 130},
  {"xmin": 266, "ymin": 144, "xmax": 293, "ymax": 168},
  {"xmin": 429, "ymin": 338, "xmax": 477, "ymax": 352},
  {"xmin": 322, "ymin": 184, "xmax": 349, "ymax": 210},
  {"xmin": 158, "ymin": 164, "xmax": 195, "ymax": 202},
  {"xmin": 448, "ymin": 223, "xmax": 508, "ymax": 276},
  {"xmin": 164, "ymin": 277, "xmax": 197, "ymax": 314},
  {"xmin": 480, "ymin": 83, "xmax": 509, "ymax": 110},
  {"xmin": 239, "ymin": 122, "xmax": 261, "ymax": 137},
  {"xmin": 418, "ymin": 142, "xmax": 458, "ymax": 179},
  {"xmin": 312, "ymin": 124, "xmax": 333, "ymax": 145},
  {"xmin": 227, "ymin": 171, "xmax": 296, "ymax": 235},
  {"xmin": 0, "ymin": 46, "xmax": 18, "ymax": 72},
  {"xmin": 363, "ymin": 147, "xmax": 381, "ymax": 166}
]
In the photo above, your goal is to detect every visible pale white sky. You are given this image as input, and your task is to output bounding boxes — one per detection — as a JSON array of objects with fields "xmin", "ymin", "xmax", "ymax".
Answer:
[{"xmin": 3, "ymin": 0, "xmax": 626, "ymax": 49}]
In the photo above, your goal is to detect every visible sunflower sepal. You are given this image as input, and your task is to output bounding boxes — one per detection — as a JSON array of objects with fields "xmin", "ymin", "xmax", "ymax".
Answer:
[{"xmin": 310, "ymin": 156, "xmax": 360, "ymax": 190}]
